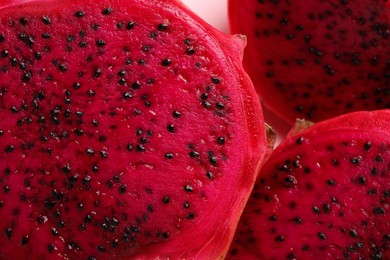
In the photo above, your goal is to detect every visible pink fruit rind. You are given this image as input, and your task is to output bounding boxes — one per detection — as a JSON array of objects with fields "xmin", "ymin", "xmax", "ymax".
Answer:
[{"xmin": 0, "ymin": 0, "xmax": 268, "ymax": 258}]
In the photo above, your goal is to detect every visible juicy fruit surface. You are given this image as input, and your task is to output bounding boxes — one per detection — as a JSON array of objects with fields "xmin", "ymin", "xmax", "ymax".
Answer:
[
  {"xmin": 228, "ymin": 111, "xmax": 390, "ymax": 259},
  {"xmin": 0, "ymin": 0, "xmax": 266, "ymax": 258},
  {"xmin": 229, "ymin": 0, "xmax": 390, "ymax": 123}
]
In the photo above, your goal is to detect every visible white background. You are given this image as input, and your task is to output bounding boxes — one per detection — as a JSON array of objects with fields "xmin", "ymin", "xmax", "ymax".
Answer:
[{"xmin": 181, "ymin": 0, "xmax": 229, "ymax": 33}]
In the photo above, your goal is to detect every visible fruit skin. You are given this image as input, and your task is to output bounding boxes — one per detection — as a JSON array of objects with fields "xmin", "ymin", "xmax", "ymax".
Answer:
[
  {"xmin": 0, "ymin": 0, "xmax": 268, "ymax": 258},
  {"xmin": 228, "ymin": 0, "xmax": 390, "ymax": 124},
  {"xmin": 227, "ymin": 110, "xmax": 390, "ymax": 259}
]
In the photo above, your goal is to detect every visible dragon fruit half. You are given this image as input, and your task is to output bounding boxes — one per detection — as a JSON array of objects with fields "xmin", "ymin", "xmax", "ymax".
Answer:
[
  {"xmin": 0, "ymin": 0, "xmax": 270, "ymax": 258},
  {"xmin": 229, "ymin": 0, "xmax": 390, "ymax": 123},
  {"xmin": 228, "ymin": 110, "xmax": 390, "ymax": 259}
]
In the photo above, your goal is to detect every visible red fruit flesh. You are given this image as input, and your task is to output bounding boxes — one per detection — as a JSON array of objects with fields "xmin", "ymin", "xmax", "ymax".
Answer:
[
  {"xmin": 229, "ymin": 0, "xmax": 390, "ymax": 123},
  {"xmin": 228, "ymin": 110, "xmax": 390, "ymax": 259},
  {"xmin": 0, "ymin": 0, "xmax": 267, "ymax": 258}
]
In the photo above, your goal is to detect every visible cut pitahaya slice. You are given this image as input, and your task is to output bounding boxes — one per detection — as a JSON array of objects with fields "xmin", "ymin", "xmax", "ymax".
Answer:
[
  {"xmin": 0, "ymin": 0, "xmax": 270, "ymax": 258},
  {"xmin": 228, "ymin": 110, "xmax": 390, "ymax": 259},
  {"xmin": 229, "ymin": 0, "xmax": 390, "ymax": 123}
]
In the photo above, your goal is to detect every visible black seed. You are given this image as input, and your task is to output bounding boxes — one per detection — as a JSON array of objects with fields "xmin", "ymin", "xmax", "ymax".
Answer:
[
  {"xmin": 51, "ymin": 227, "xmax": 59, "ymax": 236},
  {"xmin": 313, "ymin": 206, "xmax": 320, "ymax": 214},
  {"xmin": 67, "ymin": 35, "xmax": 75, "ymax": 42},
  {"xmin": 43, "ymin": 200, "xmax": 56, "ymax": 210},
  {"xmin": 217, "ymin": 137, "xmax": 225, "ymax": 144},
  {"xmin": 22, "ymin": 71, "xmax": 32, "ymax": 82},
  {"xmin": 91, "ymin": 119, "xmax": 99, "ymax": 126},
  {"xmin": 136, "ymin": 144, "xmax": 146, "ymax": 152},
  {"xmin": 96, "ymin": 39, "xmax": 106, "ymax": 46},
  {"xmin": 131, "ymin": 81, "xmax": 141, "ymax": 90},
  {"xmin": 203, "ymin": 101, "xmax": 211, "ymax": 108},
  {"xmin": 286, "ymin": 34, "xmax": 294, "ymax": 39},
  {"xmin": 58, "ymin": 64, "xmax": 68, "ymax": 72},
  {"xmin": 350, "ymin": 156, "xmax": 362, "ymax": 164},
  {"xmin": 119, "ymin": 184, "xmax": 126, "ymax": 194},
  {"xmin": 162, "ymin": 58, "xmax": 171, "ymax": 66},
  {"xmin": 127, "ymin": 144, "xmax": 133, "ymax": 151},
  {"xmin": 332, "ymin": 159, "xmax": 339, "ymax": 166},
  {"xmin": 358, "ymin": 175, "xmax": 366, "ymax": 184},
  {"xmin": 167, "ymin": 124, "xmax": 175, "ymax": 133},
  {"xmin": 209, "ymin": 156, "xmax": 218, "ymax": 165},
  {"xmin": 62, "ymin": 164, "xmax": 71, "ymax": 174},
  {"xmin": 373, "ymin": 207, "xmax": 385, "ymax": 215},
  {"xmin": 5, "ymin": 145, "xmax": 14, "ymax": 153},
  {"xmin": 268, "ymin": 215, "xmax": 277, "ymax": 221},
  {"xmin": 323, "ymin": 203, "xmax": 331, "ymax": 212},
  {"xmin": 186, "ymin": 47, "xmax": 195, "ymax": 55},
  {"xmin": 79, "ymin": 41, "xmax": 88, "ymax": 47},
  {"xmin": 84, "ymin": 214, "xmax": 93, "ymax": 223},
  {"xmin": 165, "ymin": 153, "xmax": 174, "ymax": 159},
  {"xmin": 3, "ymin": 186, "xmax": 10, "ymax": 193},
  {"xmin": 216, "ymin": 102, "xmax": 225, "ymax": 109},
  {"xmin": 157, "ymin": 23, "xmax": 168, "ymax": 31},
  {"xmin": 211, "ymin": 76, "xmax": 220, "ymax": 84},
  {"xmin": 102, "ymin": 8, "xmax": 113, "ymax": 15},
  {"xmin": 186, "ymin": 212, "xmax": 195, "ymax": 219},
  {"xmin": 200, "ymin": 93, "xmax": 208, "ymax": 100},
  {"xmin": 21, "ymin": 235, "xmax": 29, "ymax": 245},
  {"xmin": 375, "ymin": 155, "xmax": 383, "ymax": 162},
  {"xmin": 146, "ymin": 205, "xmax": 154, "ymax": 213},
  {"xmin": 86, "ymin": 148, "xmax": 94, "ymax": 155},
  {"xmin": 327, "ymin": 179, "xmax": 336, "ymax": 186},
  {"xmin": 349, "ymin": 229, "xmax": 358, "ymax": 237},
  {"xmin": 93, "ymin": 68, "xmax": 102, "ymax": 78},
  {"xmin": 74, "ymin": 129, "xmax": 84, "ymax": 136},
  {"xmin": 162, "ymin": 197, "xmax": 170, "ymax": 204},
  {"xmin": 119, "ymin": 78, "xmax": 126, "ymax": 85},
  {"xmin": 19, "ymin": 17, "xmax": 28, "ymax": 25},
  {"xmin": 41, "ymin": 15, "xmax": 51, "ymax": 24},
  {"xmin": 117, "ymin": 22, "xmax": 125, "ymax": 29},
  {"xmin": 73, "ymin": 82, "xmax": 81, "ymax": 89},
  {"xmin": 122, "ymin": 92, "xmax": 133, "ymax": 99},
  {"xmin": 284, "ymin": 175, "xmax": 296, "ymax": 185},
  {"xmin": 100, "ymin": 150, "xmax": 107, "ymax": 158},
  {"xmin": 184, "ymin": 185, "xmax": 193, "ymax": 192},
  {"xmin": 189, "ymin": 151, "xmax": 199, "ymax": 158},
  {"xmin": 294, "ymin": 217, "xmax": 302, "ymax": 224},
  {"xmin": 1, "ymin": 50, "xmax": 9, "ymax": 58},
  {"xmin": 75, "ymin": 11, "xmax": 85, "ymax": 18},
  {"xmin": 206, "ymin": 171, "xmax": 214, "ymax": 179},
  {"xmin": 47, "ymin": 243, "xmax": 55, "ymax": 253},
  {"xmin": 275, "ymin": 235, "xmax": 284, "ymax": 242},
  {"xmin": 296, "ymin": 137, "xmax": 304, "ymax": 144},
  {"xmin": 317, "ymin": 232, "xmax": 326, "ymax": 240},
  {"xmin": 96, "ymin": 245, "xmax": 105, "ymax": 252},
  {"xmin": 42, "ymin": 32, "xmax": 51, "ymax": 39},
  {"xmin": 126, "ymin": 21, "xmax": 135, "ymax": 30},
  {"xmin": 150, "ymin": 31, "xmax": 158, "ymax": 38}
]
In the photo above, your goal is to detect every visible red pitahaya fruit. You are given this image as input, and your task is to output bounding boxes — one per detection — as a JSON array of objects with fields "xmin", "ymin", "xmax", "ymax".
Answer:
[
  {"xmin": 0, "ymin": 0, "xmax": 271, "ymax": 258},
  {"xmin": 228, "ymin": 0, "xmax": 390, "ymax": 123},
  {"xmin": 228, "ymin": 110, "xmax": 390, "ymax": 259}
]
